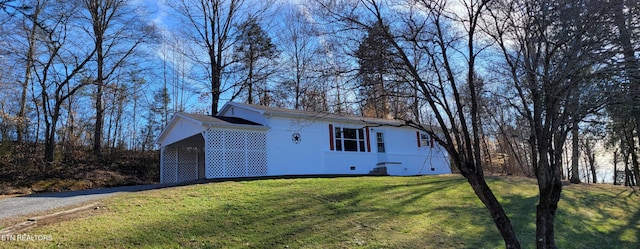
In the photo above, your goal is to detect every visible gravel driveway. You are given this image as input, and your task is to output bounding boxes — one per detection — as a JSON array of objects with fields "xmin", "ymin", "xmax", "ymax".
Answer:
[{"xmin": 0, "ymin": 183, "xmax": 174, "ymax": 221}]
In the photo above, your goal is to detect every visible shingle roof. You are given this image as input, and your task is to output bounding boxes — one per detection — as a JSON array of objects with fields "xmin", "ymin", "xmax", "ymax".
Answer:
[
  {"xmin": 225, "ymin": 102, "xmax": 413, "ymax": 127},
  {"xmin": 177, "ymin": 112, "xmax": 262, "ymax": 126},
  {"xmin": 215, "ymin": 116, "xmax": 262, "ymax": 125}
]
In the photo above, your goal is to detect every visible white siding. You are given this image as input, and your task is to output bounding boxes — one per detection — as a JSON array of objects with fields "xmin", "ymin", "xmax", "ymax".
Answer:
[
  {"xmin": 158, "ymin": 117, "xmax": 206, "ymax": 147},
  {"xmin": 220, "ymin": 106, "xmax": 267, "ymax": 125},
  {"xmin": 158, "ymin": 104, "xmax": 451, "ymax": 182},
  {"xmin": 263, "ymin": 116, "xmax": 451, "ymax": 176},
  {"xmin": 265, "ymin": 117, "xmax": 327, "ymax": 175}
]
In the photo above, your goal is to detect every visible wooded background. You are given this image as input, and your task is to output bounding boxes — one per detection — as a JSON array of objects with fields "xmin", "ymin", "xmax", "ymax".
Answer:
[{"xmin": 0, "ymin": 0, "xmax": 638, "ymax": 187}]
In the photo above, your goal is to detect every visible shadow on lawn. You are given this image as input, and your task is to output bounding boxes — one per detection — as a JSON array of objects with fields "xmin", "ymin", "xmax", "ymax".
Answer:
[
  {"xmin": 77, "ymin": 176, "xmax": 516, "ymax": 248},
  {"xmin": 45, "ymin": 176, "xmax": 640, "ymax": 248},
  {"xmin": 553, "ymin": 185, "xmax": 640, "ymax": 249}
]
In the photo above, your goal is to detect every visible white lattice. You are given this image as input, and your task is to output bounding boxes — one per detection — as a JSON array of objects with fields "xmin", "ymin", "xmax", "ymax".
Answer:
[
  {"xmin": 225, "ymin": 131, "xmax": 244, "ymax": 150},
  {"xmin": 161, "ymin": 146, "xmax": 201, "ymax": 183},
  {"xmin": 162, "ymin": 147, "xmax": 178, "ymax": 183},
  {"xmin": 177, "ymin": 162, "xmax": 198, "ymax": 182},
  {"xmin": 204, "ymin": 128, "xmax": 268, "ymax": 178},
  {"xmin": 206, "ymin": 129, "xmax": 226, "ymax": 178},
  {"xmin": 247, "ymin": 133, "xmax": 267, "ymax": 151},
  {"xmin": 210, "ymin": 130, "xmax": 225, "ymax": 148},
  {"xmin": 225, "ymin": 150, "xmax": 246, "ymax": 177},
  {"xmin": 177, "ymin": 147, "xmax": 199, "ymax": 182},
  {"xmin": 247, "ymin": 151, "xmax": 268, "ymax": 175},
  {"xmin": 209, "ymin": 148, "xmax": 226, "ymax": 177}
]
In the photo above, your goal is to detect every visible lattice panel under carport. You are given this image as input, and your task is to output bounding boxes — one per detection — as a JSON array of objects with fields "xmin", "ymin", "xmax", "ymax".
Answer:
[
  {"xmin": 161, "ymin": 147, "xmax": 178, "ymax": 183},
  {"xmin": 205, "ymin": 128, "xmax": 268, "ymax": 178},
  {"xmin": 161, "ymin": 146, "xmax": 201, "ymax": 183},
  {"xmin": 177, "ymin": 147, "xmax": 200, "ymax": 182}
]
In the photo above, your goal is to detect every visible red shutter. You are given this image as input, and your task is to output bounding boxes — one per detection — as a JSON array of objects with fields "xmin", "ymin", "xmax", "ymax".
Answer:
[
  {"xmin": 365, "ymin": 127, "xmax": 371, "ymax": 152},
  {"xmin": 329, "ymin": 124, "xmax": 335, "ymax": 151},
  {"xmin": 416, "ymin": 131, "xmax": 421, "ymax": 147}
]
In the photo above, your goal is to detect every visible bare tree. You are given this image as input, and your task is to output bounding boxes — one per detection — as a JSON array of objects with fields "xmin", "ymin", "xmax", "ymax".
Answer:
[
  {"xmin": 314, "ymin": 0, "xmax": 520, "ymax": 247},
  {"xmin": 14, "ymin": 0, "xmax": 45, "ymax": 143},
  {"xmin": 159, "ymin": 34, "xmax": 193, "ymax": 114},
  {"xmin": 570, "ymin": 123, "xmax": 581, "ymax": 183},
  {"xmin": 30, "ymin": 1, "xmax": 96, "ymax": 164},
  {"xmin": 0, "ymin": 0, "xmax": 48, "ymax": 143},
  {"xmin": 168, "ymin": 0, "xmax": 248, "ymax": 115},
  {"xmin": 612, "ymin": 0, "xmax": 640, "ymax": 123},
  {"xmin": 273, "ymin": 5, "xmax": 322, "ymax": 110},
  {"xmin": 611, "ymin": 0, "xmax": 640, "ymax": 185},
  {"xmin": 486, "ymin": 0, "xmax": 613, "ymax": 247},
  {"xmin": 81, "ymin": 0, "xmax": 154, "ymax": 156}
]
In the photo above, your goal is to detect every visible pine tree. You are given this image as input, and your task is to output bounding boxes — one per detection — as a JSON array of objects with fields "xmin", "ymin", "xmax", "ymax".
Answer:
[
  {"xmin": 355, "ymin": 22, "xmax": 394, "ymax": 118},
  {"xmin": 234, "ymin": 16, "xmax": 277, "ymax": 105}
]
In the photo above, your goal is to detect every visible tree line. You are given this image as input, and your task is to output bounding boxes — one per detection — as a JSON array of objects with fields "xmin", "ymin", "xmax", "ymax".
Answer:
[{"xmin": 0, "ymin": 0, "xmax": 638, "ymax": 248}]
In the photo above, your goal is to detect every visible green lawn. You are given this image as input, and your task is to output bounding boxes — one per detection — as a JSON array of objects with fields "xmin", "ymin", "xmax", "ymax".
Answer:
[{"xmin": 3, "ymin": 175, "xmax": 639, "ymax": 248}]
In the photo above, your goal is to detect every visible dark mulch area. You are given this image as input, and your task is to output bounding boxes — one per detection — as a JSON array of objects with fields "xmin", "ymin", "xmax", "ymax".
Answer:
[{"xmin": 0, "ymin": 143, "xmax": 159, "ymax": 195}]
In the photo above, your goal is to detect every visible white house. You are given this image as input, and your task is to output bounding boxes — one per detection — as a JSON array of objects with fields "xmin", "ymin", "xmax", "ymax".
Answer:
[{"xmin": 155, "ymin": 102, "xmax": 451, "ymax": 183}]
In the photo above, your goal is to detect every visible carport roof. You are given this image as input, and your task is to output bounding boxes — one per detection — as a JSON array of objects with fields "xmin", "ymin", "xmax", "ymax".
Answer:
[
  {"xmin": 155, "ymin": 112, "xmax": 266, "ymax": 146},
  {"xmin": 178, "ymin": 112, "xmax": 262, "ymax": 126}
]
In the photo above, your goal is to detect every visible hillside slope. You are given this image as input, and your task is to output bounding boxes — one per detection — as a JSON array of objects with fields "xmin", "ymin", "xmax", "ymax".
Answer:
[{"xmin": 3, "ymin": 175, "xmax": 639, "ymax": 248}]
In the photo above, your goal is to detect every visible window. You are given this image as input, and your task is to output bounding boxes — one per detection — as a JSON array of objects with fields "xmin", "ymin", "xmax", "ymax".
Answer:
[
  {"xmin": 420, "ymin": 133, "xmax": 429, "ymax": 146},
  {"xmin": 333, "ymin": 126, "xmax": 366, "ymax": 152},
  {"xmin": 419, "ymin": 132, "xmax": 434, "ymax": 148},
  {"xmin": 376, "ymin": 132, "xmax": 385, "ymax": 153}
]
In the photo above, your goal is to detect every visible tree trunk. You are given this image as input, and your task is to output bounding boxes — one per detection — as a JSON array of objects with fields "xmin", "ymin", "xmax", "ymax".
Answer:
[
  {"xmin": 44, "ymin": 102, "xmax": 62, "ymax": 166},
  {"xmin": 535, "ymin": 154, "xmax": 563, "ymax": 249},
  {"xmin": 210, "ymin": 44, "xmax": 222, "ymax": 115},
  {"xmin": 629, "ymin": 137, "xmax": 640, "ymax": 186},
  {"xmin": 18, "ymin": 6, "xmax": 41, "ymax": 143},
  {"xmin": 464, "ymin": 168, "xmax": 521, "ymax": 249},
  {"xmin": 613, "ymin": 0, "xmax": 640, "ymax": 185},
  {"xmin": 43, "ymin": 115, "xmax": 54, "ymax": 165},
  {"xmin": 623, "ymin": 149, "xmax": 631, "ymax": 186},
  {"xmin": 247, "ymin": 53, "xmax": 255, "ymax": 104},
  {"xmin": 570, "ymin": 123, "xmax": 580, "ymax": 183},
  {"xmin": 93, "ymin": 18, "xmax": 105, "ymax": 156},
  {"xmin": 613, "ymin": 150, "xmax": 618, "ymax": 185},
  {"xmin": 633, "ymin": 152, "xmax": 640, "ymax": 186},
  {"xmin": 536, "ymin": 179, "xmax": 562, "ymax": 249},
  {"xmin": 588, "ymin": 149, "xmax": 597, "ymax": 184}
]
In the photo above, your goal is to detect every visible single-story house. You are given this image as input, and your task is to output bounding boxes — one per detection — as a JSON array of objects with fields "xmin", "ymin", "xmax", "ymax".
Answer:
[{"xmin": 155, "ymin": 102, "xmax": 451, "ymax": 183}]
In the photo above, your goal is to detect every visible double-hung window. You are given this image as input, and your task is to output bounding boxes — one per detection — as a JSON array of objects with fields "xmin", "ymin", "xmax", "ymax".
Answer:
[{"xmin": 334, "ymin": 127, "xmax": 366, "ymax": 152}]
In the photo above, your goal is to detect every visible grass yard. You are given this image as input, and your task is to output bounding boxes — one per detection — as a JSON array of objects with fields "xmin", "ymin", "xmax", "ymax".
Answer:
[{"xmin": 2, "ymin": 175, "xmax": 639, "ymax": 248}]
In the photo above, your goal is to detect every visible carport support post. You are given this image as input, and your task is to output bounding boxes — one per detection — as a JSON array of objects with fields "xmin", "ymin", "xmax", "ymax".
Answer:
[
  {"xmin": 203, "ymin": 129, "xmax": 212, "ymax": 179},
  {"xmin": 159, "ymin": 146, "xmax": 165, "ymax": 183}
]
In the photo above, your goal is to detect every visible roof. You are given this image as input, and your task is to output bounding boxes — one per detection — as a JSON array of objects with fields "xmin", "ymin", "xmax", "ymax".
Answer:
[
  {"xmin": 222, "ymin": 102, "xmax": 414, "ymax": 127},
  {"xmin": 215, "ymin": 116, "xmax": 262, "ymax": 125},
  {"xmin": 178, "ymin": 112, "xmax": 262, "ymax": 126},
  {"xmin": 155, "ymin": 112, "xmax": 266, "ymax": 146}
]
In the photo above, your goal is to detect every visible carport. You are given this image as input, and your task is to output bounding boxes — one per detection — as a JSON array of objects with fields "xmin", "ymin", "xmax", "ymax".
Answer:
[{"xmin": 156, "ymin": 113, "xmax": 267, "ymax": 183}]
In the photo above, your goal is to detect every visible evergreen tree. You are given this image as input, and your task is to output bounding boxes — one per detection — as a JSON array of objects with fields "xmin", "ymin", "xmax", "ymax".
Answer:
[
  {"xmin": 234, "ymin": 16, "xmax": 277, "ymax": 105},
  {"xmin": 355, "ymin": 22, "xmax": 394, "ymax": 118}
]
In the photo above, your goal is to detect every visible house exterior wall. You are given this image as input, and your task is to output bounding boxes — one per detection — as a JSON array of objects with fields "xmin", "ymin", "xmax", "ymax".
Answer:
[
  {"xmin": 223, "ymin": 106, "xmax": 267, "ymax": 125},
  {"xmin": 263, "ymin": 116, "xmax": 451, "ymax": 176},
  {"xmin": 264, "ymin": 116, "xmax": 329, "ymax": 175},
  {"xmin": 158, "ymin": 104, "xmax": 451, "ymax": 183}
]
